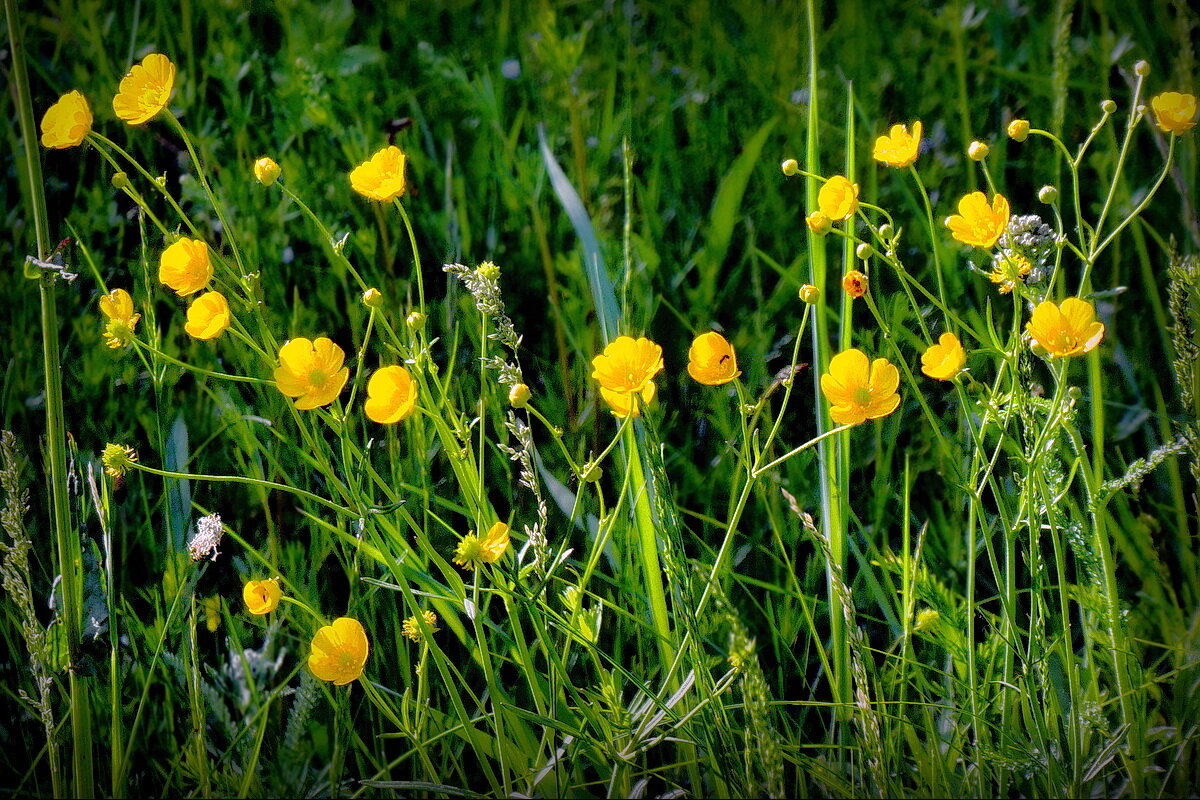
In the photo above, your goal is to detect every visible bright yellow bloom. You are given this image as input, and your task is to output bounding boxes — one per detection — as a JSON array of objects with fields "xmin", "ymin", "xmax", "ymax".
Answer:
[
  {"xmin": 805, "ymin": 211, "xmax": 832, "ymax": 236},
  {"xmin": 364, "ymin": 365, "xmax": 419, "ymax": 423},
  {"xmin": 184, "ymin": 291, "xmax": 231, "ymax": 340},
  {"xmin": 402, "ymin": 610, "xmax": 439, "ymax": 643},
  {"xmin": 817, "ymin": 175, "xmax": 859, "ymax": 221},
  {"xmin": 112, "ymin": 53, "xmax": 176, "ymax": 125},
  {"xmin": 687, "ymin": 332, "xmax": 741, "ymax": 386},
  {"xmin": 591, "ymin": 336, "xmax": 664, "ymax": 418},
  {"xmin": 350, "ymin": 145, "xmax": 407, "ymax": 201},
  {"xmin": 242, "ymin": 578, "xmax": 282, "ymax": 615},
  {"xmin": 40, "ymin": 90, "xmax": 92, "ymax": 149},
  {"xmin": 101, "ymin": 443, "xmax": 137, "ymax": 477},
  {"xmin": 921, "ymin": 332, "xmax": 967, "ymax": 380},
  {"xmin": 159, "ymin": 237, "xmax": 212, "ymax": 297},
  {"xmin": 274, "ymin": 337, "xmax": 350, "ymax": 410},
  {"xmin": 1025, "ymin": 297, "xmax": 1105, "ymax": 358},
  {"xmin": 820, "ymin": 349, "xmax": 900, "ymax": 426},
  {"xmin": 1151, "ymin": 92, "xmax": 1198, "ymax": 135},
  {"xmin": 454, "ymin": 522, "xmax": 511, "ymax": 570},
  {"xmin": 872, "ymin": 121, "xmax": 922, "ymax": 168},
  {"xmin": 308, "ymin": 617, "xmax": 369, "ymax": 685},
  {"xmin": 481, "ymin": 522, "xmax": 510, "ymax": 562},
  {"xmin": 98, "ymin": 289, "xmax": 140, "ymax": 348},
  {"xmin": 945, "ymin": 191, "xmax": 1010, "ymax": 248},
  {"xmin": 842, "ymin": 269, "xmax": 868, "ymax": 298}
]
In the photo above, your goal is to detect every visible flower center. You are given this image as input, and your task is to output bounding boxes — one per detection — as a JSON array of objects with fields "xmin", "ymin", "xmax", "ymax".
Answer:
[
  {"xmin": 853, "ymin": 387, "xmax": 873, "ymax": 406},
  {"xmin": 308, "ymin": 368, "xmax": 328, "ymax": 386}
]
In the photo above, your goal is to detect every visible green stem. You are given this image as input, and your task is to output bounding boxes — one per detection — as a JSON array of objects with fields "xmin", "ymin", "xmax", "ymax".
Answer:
[
  {"xmin": 129, "ymin": 461, "xmax": 356, "ymax": 518},
  {"xmin": 5, "ymin": 2, "xmax": 87, "ymax": 795},
  {"xmin": 623, "ymin": 423, "xmax": 675, "ymax": 673}
]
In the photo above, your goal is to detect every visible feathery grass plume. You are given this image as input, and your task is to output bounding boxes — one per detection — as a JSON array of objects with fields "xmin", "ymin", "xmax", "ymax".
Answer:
[
  {"xmin": 0, "ymin": 431, "xmax": 57, "ymax": 768},
  {"xmin": 281, "ymin": 669, "xmax": 322, "ymax": 795},
  {"xmin": 725, "ymin": 600, "xmax": 785, "ymax": 798},
  {"xmin": 445, "ymin": 260, "xmax": 550, "ymax": 567},
  {"xmin": 1168, "ymin": 251, "xmax": 1200, "ymax": 487},
  {"xmin": 792, "ymin": 499, "xmax": 887, "ymax": 796}
]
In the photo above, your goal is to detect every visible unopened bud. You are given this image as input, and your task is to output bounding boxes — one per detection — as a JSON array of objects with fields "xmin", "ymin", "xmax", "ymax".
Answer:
[
  {"xmin": 855, "ymin": 242, "xmax": 874, "ymax": 260},
  {"xmin": 799, "ymin": 283, "xmax": 820, "ymax": 304},
  {"xmin": 1037, "ymin": 185, "xmax": 1058, "ymax": 204},
  {"xmin": 1007, "ymin": 119, "xmax": 1030, "ymax": 142},
  {"xmin": 1100, "ymin": 99, "xmax": 1117, "ymax": 115},
  {"xmin": 806, "ymin": 211, "xmax": 832, "ymax": 236},
  {"xmin": 878, "ymin": 223, "xmax": 894, "ymax": 241},
  {"xmin": 111, "ymin": 171, "xmax": 130, "ymax": 190},
  {"xmin": 967, "ymin": 140, "xmax": 990, "ymax": 161},
  {"xmin": 508, "ymin": 383, "xmax": 531, "ymax": 408},
  {"xmin": 781, "ymin": 158, "xmax": 799, "ymax": 176},
  {"xmin": 362, "ymin": 287, "xmax": 384, "ymax": 308},
  {"xmin": 253, "ymin": 156, "xmax": 281, "ymax": 186},
  {"xmin": 1134, "ymin": 60, "xmax": 1150, "ymax": 77},
  {"xmin": 406, "ymin": 311, "xmax": 426, "ymax": 330}
]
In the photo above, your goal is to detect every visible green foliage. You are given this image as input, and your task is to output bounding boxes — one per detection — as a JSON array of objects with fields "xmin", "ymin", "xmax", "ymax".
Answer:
[{"xmin": 3, "ymin": 0, "xmax": 1200, "ymax": 797}]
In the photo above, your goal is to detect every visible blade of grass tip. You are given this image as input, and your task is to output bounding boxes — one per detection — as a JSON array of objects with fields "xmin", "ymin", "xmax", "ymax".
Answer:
[
  {"xmin": 696, "ymin": 117, "xmax": 780, "ymax": 313},
  {"xmin": 5, "ymin": 1, "xmax": 91, "ymax": 795},
  {"xmin": 537, "ymin": 124, "xmax": 621, "ymax": 342}
]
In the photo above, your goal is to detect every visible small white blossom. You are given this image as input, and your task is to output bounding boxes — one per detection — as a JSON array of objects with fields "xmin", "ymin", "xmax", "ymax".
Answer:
[{"xmin": 187, "ymin": 513, "xmax": 224, "ymax": 562}]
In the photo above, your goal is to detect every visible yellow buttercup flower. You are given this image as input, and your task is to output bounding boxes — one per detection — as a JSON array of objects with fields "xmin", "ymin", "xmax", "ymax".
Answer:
[
  {"xmin": 842, "ymin": 269, "xmax": 868, "ymax": 298},
  {"xmin": 509, "ymin": 383, "xmax": 532, "ymax": 408},
  {"xmin": 99, "ymin": 289, "xmax": 140, "ymax": 348},
  {"xmin": 308, "ymin": 617, "xmax": 369, "ymax": 685},
  {"xmin": 184, "ymin": 291, "xmax": 231, "ymax": 340},
  {"xmin": 242, "ymin": 578, "xmax": 282, "ymax": 615},
  {"xmin": 591, "ymin": 335, "xmax": 664, "ymax": 419},
  {"xmin": 364, "ymin": 365, "xmax": 419, "ymax": 423},
  {"xmin": 872, "ymin": 121, "xmax": 922, "ymax": 168},
  {"xmin": 274, "ymin": 337, "xmax": 350, "ymax": 410},
  {"xmin": 101, "ymin": 443, "xmax": 138, "ymax": 477},
  {"xmin": 820, "ymin": 348, "xmax": 901, "ymax": 426},
  {"xmin": 159, "ymin": 237, "xmax": 212, "ymax": 297},
  {"xmin": 945, "ymin": 191, "xmax": 1010, "ymax": 249},
  {"xmin": 350, "ymin": 145, "xmax": 407, "ymax": 202},
  {"xmin": 920, "ymin": 332, "xmax": 967, "ymax": 381},
  {"xmin": 687, "ymin": 331, "xmax": 741, "ymax": 386},
  {"xmin": 402, "ymin": 610, "xmax": 439, "ymax": 643},
  {"xmin": 1151, "ymin": 92, "xmax": 1198, "ymax": 135},
  {"xmin": 1007, "ymin": 119, "xmax": 1030, "ymax": 142},
  {"xmin": 1025, "ymin": 297, "xmax": 1105, "ymax": 358},
  {"xmin": 40, "ymin": 90, "xmax": 92, "ymax": 149},
  {"xmin": 253, "ymin": 156, "xmax": 281, "ymax": 186},
  {"xmin": 817, "ymin": 175, "xmax": 859, "ymax": 221},
  {"xmin": 112, "ymin": 53, "xmax": 176, "ymax": 125},
  {"xmin": 453, "ymin": 522, "xmax": 511, "ymax": 571}
]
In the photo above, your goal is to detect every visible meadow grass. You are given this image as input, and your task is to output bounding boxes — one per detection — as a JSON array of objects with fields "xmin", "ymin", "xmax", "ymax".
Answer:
[{"xmin": 3, "ymin": 0, "xmax": 1200, "ymax": 796}]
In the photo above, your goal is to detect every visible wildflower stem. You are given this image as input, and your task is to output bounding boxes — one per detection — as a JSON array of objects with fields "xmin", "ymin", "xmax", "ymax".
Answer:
[
  {"xmin": 164, "ymin": 113, "xmax": 248, "ymax": 275},
  {"xmin": 132, "ymin": 338, "xmax": 273, "ymax": 385},
  {"xmin": 1090, "ymin": 73, "xmax": 1148, "ymax": 256},
  {"xmin": 129, "ymin": 461, "xmax": 356, "ymax": 518},
  {"xmin": 752, "ymin": 424, "xmax": 852, "ymax": 477},
  {"xmin": 908, "ymin": 167, "xmax": 951, "ymax": 329},
  {"xmin": 623, "ymin": 423, "xmax": 676, "ymax": 673}
]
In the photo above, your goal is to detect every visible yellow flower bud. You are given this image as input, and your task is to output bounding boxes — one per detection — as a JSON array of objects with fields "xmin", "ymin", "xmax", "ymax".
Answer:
[
  {"xmin": 111, "ymin": 171, "xmax": 130, "ymax": 190},
  {"xmin": 1038, "ymin": 185, "xmax": 1058, "ymax": 204},
  {"xmin": 406, "ymin": 311, "xmax": 426, "ymax": 330},
  {"xmin": 1007, "ymin": 119, "xmax": 1029, "ymax": 142},
  {"xmin": 781, "ymin": 158, "xmax": 799, "ymax": 176},
  {"xmin": 799, "ymin": 284, "xmax": 820, "ymax": 305},
  {"xmin": 362, "ymin": 287, "xmax": 384, "ymax": 308},
  {"xmin": 806, "ymin": 211, "xmax": 832, "ymax": 236},
  {"xmin": 967, "ymin": 141, "xmax": 990, "ymax": 161},
  {"xmin": 1100, "ymin": 99, "xmax": 1117, "ymax": 115},
  {"xmin": 253, "ymin": 156, "xmax": 281, "ymax": 186},
  {"xmin": 1134, "ymin": 60, "xmax": 1150, "ymax": 77},
  {"xmin": 509, "ymin": 383, "xmax": 532, "ymax": 408}
]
